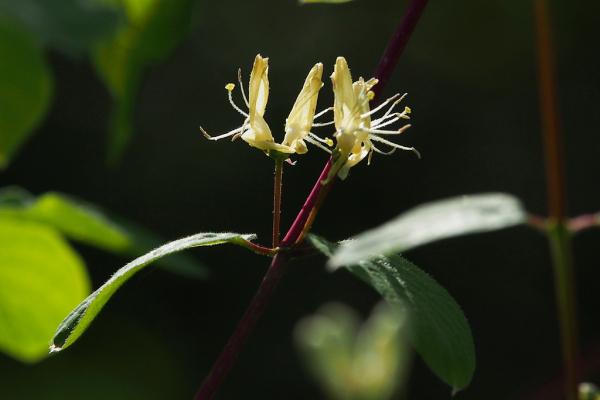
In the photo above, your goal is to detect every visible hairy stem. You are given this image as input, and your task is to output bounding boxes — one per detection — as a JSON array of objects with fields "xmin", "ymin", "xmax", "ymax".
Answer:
[
  {"xmin": 534, "ymin": 0, "xmax": 580, "ymax": 398},
  {"xmin": 193, "ymin": 252, "xmax": 292, "ymax": 400},
  {"xmin": 371, "ymin": 0, "xmax": 430, "ymax": 103},
  {"xmin": 273, "ymin": 160, "xmax": 283, "ymax": 248}
]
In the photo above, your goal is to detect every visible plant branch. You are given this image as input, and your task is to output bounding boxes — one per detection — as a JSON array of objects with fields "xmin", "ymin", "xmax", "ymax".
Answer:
[
  {"xmin": 533, "ymin": 0, "xmax": 580, "ymax": 398},
  {"xmin": 193, "ymin": 251, "xmax": 292, "ymax": 400},
  {"xmin": 273, "ymin": 160, "xmax": 283, "ymax": 248},
  {"xmin": 371, "ymin": 0, "xmax": 430, "ymax": 103},
  {"xmin": 192, "ymin": 1, "xmax": 432, "ymax": 395},
  {"xmin": 280, "ymin": 158, "xmax": 333, "ymax": 247}
]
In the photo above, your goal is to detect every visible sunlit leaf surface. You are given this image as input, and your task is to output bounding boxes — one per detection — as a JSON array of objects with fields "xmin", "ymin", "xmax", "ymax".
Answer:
[
  {"xmin": 328, "ymin": 193, "xmax": 526, "ymax": 268},
  {"xmin": 309, "ymin": 235, "xmax": 476, "ymax": 391},
  {"xmin": 0, "ymin": 216, "xmax": 90, "ymax": 363}
]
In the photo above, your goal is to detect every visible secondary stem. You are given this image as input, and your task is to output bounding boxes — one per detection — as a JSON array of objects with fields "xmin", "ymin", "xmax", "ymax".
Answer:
[
  {"xmin": 273, "ymin": 160, "xmax": 283, "ymax": 248},
  {"xmin": 533, "ymin": 0, "xmax": 580, "ymax": 398}
]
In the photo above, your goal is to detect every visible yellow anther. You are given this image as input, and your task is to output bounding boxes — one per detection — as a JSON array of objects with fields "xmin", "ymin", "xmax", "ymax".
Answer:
[
  {"xmin": 325, "ymin": 138, "xmax": 334, "ymax": 146},
  {"xmin": 405, "ymin": 106, "xmax": 411, "ymax": 114},
  {"xmin": 225, "ymin": 83, "xmax": 235, "ymax": 91},
  {"xmin": 367, "ymin": 91, "xmax": 375, "ymax": 100}
]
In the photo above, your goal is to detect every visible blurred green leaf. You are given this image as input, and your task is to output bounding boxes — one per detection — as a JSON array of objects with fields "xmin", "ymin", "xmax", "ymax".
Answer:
[
  {"xmin": 93, "ymin": 0, "xmax": 197, "ymax": 165},
  {"xmin": 0, "ymin": 216, "xmax": 91, "ymax": 363},
  {"xmin": 0, "ymin": 192, "xmax": 131, "ymax": 251},
  {"xmin": 309, "ymin": 235, "xmax": 476, "ymax": 391},
  {"xmin": 0, "ymin": 187, "xmax": 209, "ymax": 279},
  {"xmin": 0, "ymin": 0, "xmax": 120, "ymax": 57},
  {"xmin": 328, "ymin": 193, "xmax": 526, "ymax": 268},
  {"xmin": 51, "ymin": 232, "xmax": 256, "ymax": 351},
  {"xmin": 295, "ymin": 302, "xmax": 410, "ymax": 400},
  {"xmin": 0, "ymin": 15, "xmax": 52, "ymax": 169}
]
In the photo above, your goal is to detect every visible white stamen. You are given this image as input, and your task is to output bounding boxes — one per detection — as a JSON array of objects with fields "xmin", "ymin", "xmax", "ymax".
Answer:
[
  {"xmin": 369, "ymin": 135, "xmax": 421, "ymax": 158},
  {"xmin": 313, "ymin": 107, "xmax": 333, "ymax": 120},
  {"xmin": 362, "ymin": 124, "xmax": 411, "ymax": 135},
  {"xmin": 305, "ymin": 136, "xmax": 332, "ymax": 154},
  {"xmin": 308, "ymin": 132, "xmax": 334, "ymax": 146},
  {"xmin": 360, "ymin": 93, "xmax": 400, "ymax": 119},
  {"xmin": 312, "ymin": 121, "xmax": 335, "ymax": 127},
  {"xmin": 227, "ymin": 86, "xmax": 250, "ymax": 118},
  {"xmin": 371, "ymin": 115, "xmax": 401, "ymax": 130},
  {"xmin": 207, "ymin": 124, "xmax": 246, "ymax": 141},
  {"xmin": 237, "ymin": 69, "xmax": 250, "ymax": 108}
]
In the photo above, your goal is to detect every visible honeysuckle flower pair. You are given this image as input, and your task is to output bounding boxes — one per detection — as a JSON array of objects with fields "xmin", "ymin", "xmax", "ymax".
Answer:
[
  {"xmin": 201, "ymin": 55, "xmax": 330, "ymax": 159},
  {"xmin": 330, "ymin": 57, "xmax": 419, "ymax": 180},
  {"xmin": 202, "ymin": 54, "xmax": 417, "ymax": 177}
]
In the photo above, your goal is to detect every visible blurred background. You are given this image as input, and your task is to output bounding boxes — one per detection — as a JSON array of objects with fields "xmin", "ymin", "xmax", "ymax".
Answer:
[{"xmin": 1, "ymin": 0, "xmax": 600, "ymax": 399}]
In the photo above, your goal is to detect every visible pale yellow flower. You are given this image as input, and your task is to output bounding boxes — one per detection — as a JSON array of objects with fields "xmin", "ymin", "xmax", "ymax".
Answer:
[
  {"xmin": 330, "ymin": 57, "xmax": 418, "ymax": 179},
  {"xmin": 201, "ymin": 55, "xmax": 329, "ymax": 158}
]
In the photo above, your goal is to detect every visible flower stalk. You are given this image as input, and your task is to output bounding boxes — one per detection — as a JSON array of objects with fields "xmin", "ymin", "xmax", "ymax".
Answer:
[{"xmin": 273, "ymin": 159, "xmax": 283, "ymax": 248}]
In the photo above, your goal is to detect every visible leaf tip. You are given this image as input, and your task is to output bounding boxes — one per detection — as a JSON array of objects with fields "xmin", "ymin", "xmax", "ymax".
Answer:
[{"xmin": 49, "ymin": 343, "xmax": 62, "ymax": 354}]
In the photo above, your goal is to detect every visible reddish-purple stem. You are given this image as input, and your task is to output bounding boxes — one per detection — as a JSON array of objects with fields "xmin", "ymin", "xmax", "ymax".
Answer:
[
  {"xmin": 280, "ymin": 158, "xmax": 333, "ymax": 246},
  {"xmin": 193, "ymin": 251, "xmax": 291, "ymax": 400},
  {"xmin": 371, "ymin": 0, "xmax": 430, "ymax": 103}
]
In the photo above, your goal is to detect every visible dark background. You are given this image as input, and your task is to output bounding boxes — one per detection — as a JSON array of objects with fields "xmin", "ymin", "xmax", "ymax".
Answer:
[{"xmin": 2, "ymin": 0, "xmax": 600, "ymax": 399}]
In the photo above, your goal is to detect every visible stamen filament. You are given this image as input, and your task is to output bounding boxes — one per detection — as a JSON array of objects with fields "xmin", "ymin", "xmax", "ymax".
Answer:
[
  {"xmin": 362, "ymin": 124, "xmax": 411, "ymax": 135},
  {"xmin": 312, "ymin": 121, "xmax": 335, "ymax": 127},
  {"xmin": 204, "ymin": 125, "xmax": 245, "ymax": 141},
  {"xmin": 237, "ymin": 69, "xmax": 250, "ymax": 108},
  {"xmin": 371, "ymin": 143, "xmax": 397, "ymax": 155},
  {"xmin": 313, "ymin": 107, "xmax": 333, "ymax": 120},
  {"xmin": 369, "ymin": 135, "xmax": 421, "ymax": 158},
  {"xmin": 308, "ymin": 132, "xmax": 334, "ymax": 145},
  {"xmin": 371, "ymin": 115, "xmax": 401, "ymax": 130},
  {"xmin": 305, "ymin": 136, "xmax": 332, "ymax": 154},
  {"xmin": 227, "ymin": 88, "xmax": 250, "ymax": 118},
  {"xmin": 361, "ymin": 93, "xmax": 400, "ymax": 118}
]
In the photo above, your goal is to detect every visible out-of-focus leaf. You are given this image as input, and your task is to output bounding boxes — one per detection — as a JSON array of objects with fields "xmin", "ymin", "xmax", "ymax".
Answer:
[
  {"xmin": 0, "ymin": 0, "xmax": 120, "ymax": 57},
  {"xmin": 0, "ymin": 216, "xmax": 90, "ymax": 363},
  {"xmin": 328, "ymin": 193, "xmax": 526, "ymax": 268},
  {"xmin": 0, "ymin": 187, "xmax": 209, "ymax": 279},
  {"xmin": 0, "ymin": 15, "xmax": 51, "ymax": 169},
  {"xmin": 0, "ymin": 192, "xmax": 131, "ymax": 251},
  {"xmin": 50, "ymin": 232, "xmax": 256, "ymax": 352},
  {"xmin": 93, "ymin": 0, "xmax": 197, "ymax": 165},
  {"xmin": 309, "ymin": 235, "xmax": 476, "ymax": 391},
  {"xmin": 295, "ymin": 302, "xmax": 411, "ymax": 400}
]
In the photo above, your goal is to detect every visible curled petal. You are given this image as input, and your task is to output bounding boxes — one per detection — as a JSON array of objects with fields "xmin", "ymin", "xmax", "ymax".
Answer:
[{"xmin": 283, "ymin": 63, "xmax": 324, "ymax": 154}]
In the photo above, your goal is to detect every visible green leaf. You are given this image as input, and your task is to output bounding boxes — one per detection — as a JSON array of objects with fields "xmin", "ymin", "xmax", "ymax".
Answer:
[
  {"xmin": 50, "ymin": 232, "xmax": 256, "ymax": 351},
  {"xmin": 309, "ymin": 235, "xmax": 476, "ymax": 391},
  {"xmin": 328, "ymin": 193, "xmax": 526, "ymax": 268},
  {"xmin": 0, "ymin": 0, "xmax": 120, "ymax": 57},
  {"xmin": 0, "ymin": 187, "xmax": 209, "ymax": 279},
  {"xmin": 0, "ymin": 216, "xmax": 91, "ymax": 363},
  {"xmin": 0, "ymin": 15, "xmax": 52, "ymax": 169},
  {"xmin": 93, "ymin": 0, "xmax": 197, "ymax": 165}
]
